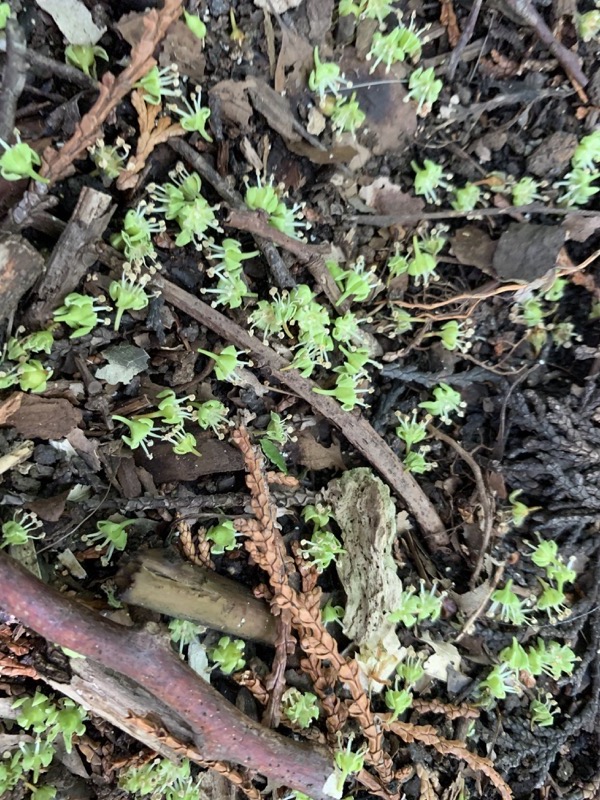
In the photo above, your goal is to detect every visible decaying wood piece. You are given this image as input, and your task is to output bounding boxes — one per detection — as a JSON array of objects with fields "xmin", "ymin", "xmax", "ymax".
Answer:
[
  {"xmin": 43, "ymin": 657, "xmax": 262, "ymax": 800},
  {"xmin": 0, "ymin": 550, "xmax": 336, "ymax": 800},
  {"xmin": 116, "ymin": 549, "xmax": 278, "ymax": 645},
  {"xmin": 156, "ymin": 276, "xmax": 449, "ymax": 552},
  {"xmin": 24, "ymin": 186, "xmax": 115, "ymax": 328},
  {"xmin": 0, "ymin": 234, "xmax": 45, "ymax": 323}
]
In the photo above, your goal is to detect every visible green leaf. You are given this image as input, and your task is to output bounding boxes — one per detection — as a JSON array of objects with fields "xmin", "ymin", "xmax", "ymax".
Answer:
[{"xmin": 260, "ymin": 439, "xmax": 287, "ymax": 474}]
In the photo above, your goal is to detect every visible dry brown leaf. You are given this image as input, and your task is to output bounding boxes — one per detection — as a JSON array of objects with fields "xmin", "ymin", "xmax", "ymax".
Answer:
[
  {"xmin": 275, "ymin": 26, "xmax": 314, "ymax": 96},
  {"xmin": 0, "ymin": 394, "xmax": 83, "ymax": 439},
  {"xmin": 307, "ymin": 0, "xmax": 335, "ymax": 42},
  {"xmin": 158, "ymin": 19, "xmax": 206, "ymax": 84},
  {"xmin": 439, "ymin": 0, "xmax": 461, "ymax": 46},
  {"xmin": 359, "ymin": 177, "xmax": 425, "ymax": 217},
  {"xmin": 117, "ymin": 90, "xmax": 184, "ymax": 191},
  {"xmin": 296, "ymin": 431, "xmax": 346, "ymax": 471},
  {"xmin": 450, "ymin": 226, "xmax": 497, "ymax": 273},
  {"xmin": 209, "ymin": 80, "xmax": 255, "ymax": 133},
  {"xmin": 340, "ymin": 52, "xmax": 417, "ymax": 156},
  {"xmin": 135, "ymin": 432, "xmax": 244, "ymax": 483}
]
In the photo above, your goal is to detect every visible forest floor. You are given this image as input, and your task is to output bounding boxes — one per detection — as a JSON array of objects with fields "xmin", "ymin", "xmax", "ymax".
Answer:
[{"xmin": 0, "ymin": 1, "xmax": 599, "ymax": 800}]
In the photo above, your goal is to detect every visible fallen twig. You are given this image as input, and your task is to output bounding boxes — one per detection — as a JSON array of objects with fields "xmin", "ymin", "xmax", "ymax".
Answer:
[
  {"xmin": 0, "ymin": 550, "xmax": 336, "ymax": 800},
  {"xmin": 502, "ymin": 0, "xmax": 588, "ymax": 89},
  {"xmin": 0, "ymin": 19, "xmax": 28, "ymax": 142},
  {"xmin": 428, "ymin": 424, "xmax": 495, "ymax": 586},
  {"xmin": 169, "ymin": 138, "xmax": 298, "ymax": 290},
  {"xmin": 350, "ymin": 204, "xmax": 600, "ymax": 227},
  {"xmin": 155, "ymin": 275, "xmax": 449, "ymax": 552},
  {"xmin": 23, "ymin": 186, "xmax": 115, "ymax": 328},
  {"xmin": 445, "ymin": 0, "xmax": 483, "ymax": 80}
]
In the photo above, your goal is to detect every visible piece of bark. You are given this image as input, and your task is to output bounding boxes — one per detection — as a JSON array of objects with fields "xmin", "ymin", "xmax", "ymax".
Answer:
[
  {"xmin": 0, "ymin": 393, "xmax": 83, "ymax": 439},
  {"xmin": 134, "ymin": 433, "xmax": 244, "ymax": 483},
  {"xmin": 24, "ymin": 186, "xmax": 115, "ymax": 328},
  {"xmin": 43, "ymin": 655, "xmax": 203, "ymax": 760},
  {"xmin": 0, "ymin": 551, "xmax": 335, "ymax": 799},
  {"xmin": 0, "ymin": 233, "xmax": 45, "ymax": 322},
  {"xmin": 117, "ymin": 549, "xmax": 278, "ymax": 645}
]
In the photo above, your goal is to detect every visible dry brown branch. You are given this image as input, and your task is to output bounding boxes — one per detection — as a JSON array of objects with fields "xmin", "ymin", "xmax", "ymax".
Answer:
[
  {"xmin": 156, "ymin": 276, "xmax": 448, "ymax": 552},
  {"xmin": 411, "ymin": 698, "xmax": 480, "ymax": 720},
  {"xmin": 231, "ymin": 425, "xmax": 393, "ymax": 783},
  {"xmin": 387, "ymin": 719, "xmax": 512, "ymax": 800},
  {"xmin": 116, "ymin": 90, "xmax": 184, "ymax": 191},
  {"xmin": 427, "ymin": 424, "xmax": 495, "ymax": 586},
  {"xmin": 40, "ymin": 0, "xmax": 184, "ymax": 185},
  {"xmin": 0, "ymin": 550, "xmax": 336, "ymax": 800},
  {"xmin": 177, "ymin": 517, "xmax": 216, "ymax": 569}
]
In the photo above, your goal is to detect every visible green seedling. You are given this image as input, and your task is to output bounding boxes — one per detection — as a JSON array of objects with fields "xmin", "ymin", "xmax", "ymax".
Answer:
[
  {"xmin": 65, "ymin": 43, "xmax": 108, "ymax": 78},
  {"xmin": 313, "ymin": 373, "xmax": 371, "ymax": 411},
  {"xmin": 308, "ymin": 46, "xmax": 352, "ymax": 97},
  {"xmin": 325, "ymin": 738, "xmax": 366, "ymax": 798},
  {"xmin": 1, "ymin": 511, "xmax": 44, "ymax": 548},
  {"xmin": 169, "ymin": 87, "xmax": 212, "ymax": 140},
  {"xmin": 508, "ymin": 489, "xmax": 541, "ymax": 527},
  {"xmin": 169, "ymin": 619, "xmax": 205, "ymax": 654},
  {"xmin": 193, "ymin": 399, "xmax": 229, "ymax": 436},
  {"xmin": 530, "ymin": 693, "xmax": 558, "ymax": 728},
  {"xmin": 479, "ymin": 663, "xmax": 520, "ymax": 701},
  {"xmin": 197, "ymin": 344, "xmax": 250, "ymax": 382},
  {"xmin": 205, "ymin": 519, "xmax": 238, "ymax": 555},
  {"xmin": 330, "ymin": 93, "xmax": 366, "ymax": 134},
  {"xmin": 487, "ymin": 579, "xmax": 531, "ymax": 626},
  {"xmin": 109, "ymin": 274, "xmax": 150, "ymax": 329},
  {"xmin": 555, "ymin": 168, "xmax": 599, "ymax": 206},
  {"xmin": 451, "ymin": 183, "xmax": 481, "ymax": 211},
  {"xmin": 321, "ymin": 599, "xmax": 344, "ymax": 625},
  {"xmin": 208, "ymin": 636, "xmax": 246, "ymax": 674},
  {"xmin": 17, "ymin": 359, "xmax": 52, "ymax": 393},
  {"xmin": 300, "ymin": 528, "xmax": 345, "ymax": 572},
  {"xmin": 418, "ymin": 383, "xmax": 465, "ymax": 425},
  {"xmin": 406, "ymin": 66, "xmax": 442, "ymax": 114},
  {"xmin": 135, "ymin": 64, "xmax": 180, "ymax": 105},
  {"xmin": 82, "ymin": 518, "xmax": 136, "ymax": 565},
  {"xmin": 412, "ymin": 159, "xmax": 447, "ymax": 204},
  {"xmin": 0, "ymin": 3, "xmax": 11, "ymax": 28},
  {"xmin": 0, "ymin": 135, "xmax": 48, "ymax": 182},
  {"xmin": 282, "ymin": 688, "xmax": 320, "ymax": 729},
  {"xmin": 112, "ymin": 414, "xmax": 159, "ymax": 459},
  {"xmin": 53, "ymin": 292, "xmax": 109, "ymax": 337},
  {"xmin": 89, "ymin": 137, "xmax": 130, "ymax": 182},
  {"xmin": 571, "ymin": 130, "xmax": 600, "ymax": 170},
  {"xmin": 164, "ymin": 427, "xmax": 201, "ymax": 456},
  {"xmin": 183, "ymin": 10, "xmax": 207, "ymax": 40},
  {"xmin": 384, "ymin": 684, "xmax": 413, "ymax": 720}
]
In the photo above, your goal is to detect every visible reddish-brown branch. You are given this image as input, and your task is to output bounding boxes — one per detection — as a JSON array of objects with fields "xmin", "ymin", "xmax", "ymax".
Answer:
[
  {"xmin": 40, "ymin": 0, "xmax": 184, "ymax": 185},
  {"xmin": 0, "ymin": 551, "xmax": 335, "ymax": 800}
]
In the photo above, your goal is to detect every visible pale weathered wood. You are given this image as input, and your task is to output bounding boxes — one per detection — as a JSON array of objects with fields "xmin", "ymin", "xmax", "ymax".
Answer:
[{"xmin": 117, "ymin": 549, "xmax": 278, "ymax": 645}]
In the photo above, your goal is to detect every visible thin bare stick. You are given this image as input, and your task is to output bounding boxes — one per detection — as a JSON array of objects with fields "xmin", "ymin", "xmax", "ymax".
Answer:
[
  {"xmin": 502, "ymin": 0, "xmax": 588, "ymax": 88},
  {"xmin": 169, "ymin": 138, "xmax": 298, "ymax": 289},
  {"xmin": 155, "ymin": 276, "xmax": 449, "ymax": 552},
  {"xmin": 445, "ymin": 0, "xmax": 483, "ymax": 80},
  {"xmin": 0, "ymin": 19, "xmax": 28, "ymax": 141},
  {"xmin": 350, "ymin": 204, "xmax": 600, "ymax": 227},
  {"xmin": 427, "ymin": 424, "xmax": 494, "ymax": 585},
  {"xmin": 0, "ymin": 550, "xmax": 335, "ymax": 800}
]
